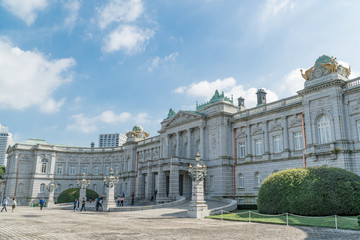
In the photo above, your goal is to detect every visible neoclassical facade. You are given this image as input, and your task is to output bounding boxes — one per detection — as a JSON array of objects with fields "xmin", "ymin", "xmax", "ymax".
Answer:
[{"xmin": 3, "ymin": 55, "xmax": 360, "ymax": 206}]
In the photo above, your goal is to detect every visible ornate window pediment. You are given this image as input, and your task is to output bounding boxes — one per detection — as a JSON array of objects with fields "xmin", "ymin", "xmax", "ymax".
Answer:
[{"xmin": 165, "ymin": 111, "xmax": 202, "ymax": 128}]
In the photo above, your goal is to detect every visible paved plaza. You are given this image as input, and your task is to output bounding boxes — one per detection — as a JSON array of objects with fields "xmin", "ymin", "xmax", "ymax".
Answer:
[{"xmin": 0, "ymin": 201, "xmax": 359, "ymax": 240}]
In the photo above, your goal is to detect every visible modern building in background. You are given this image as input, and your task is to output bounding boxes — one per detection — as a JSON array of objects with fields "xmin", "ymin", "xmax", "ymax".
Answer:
[
  {"xmin": 0, "ymin": 124, "xmax": 13, "ymax": 167},
  {"xmin": 3, "ymin": 55, "xmax": 360, "ymax": 206},
  {"xmin": 98, "ymin": 133, "xmax": 127, "ymax": 147}
]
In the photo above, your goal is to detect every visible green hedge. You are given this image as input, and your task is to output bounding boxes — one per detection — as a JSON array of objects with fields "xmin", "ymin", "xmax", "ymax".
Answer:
[
  {"xmin": 57, "ymin": 188, "xmax": 99, "ymax": 203},
  {"xmin": 258, "ymin": 167, "xmax": 360, "ymax": 216}
]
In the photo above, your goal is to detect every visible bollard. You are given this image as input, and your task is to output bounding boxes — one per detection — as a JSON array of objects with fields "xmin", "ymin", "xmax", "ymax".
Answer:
[
  {"xmin": 335, "ymin": 215, "xmax": 338, "ymax": 230},
  {"xmin": 286, "ymin": 213, "xmax": 288, "ymax": 226}
]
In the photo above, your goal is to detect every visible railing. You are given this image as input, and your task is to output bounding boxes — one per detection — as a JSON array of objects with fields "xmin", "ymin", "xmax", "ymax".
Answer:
[
  {"xmin": 347, "ymin": 78, "xmax": 360, "ymax": 88},
  {"xmin": 234, "ymin": 95, "xmax": 303, "ymax": 119},
  {"xmin": 15, "ymin": 143, "xmax": 124, "ymax": 153},
  {"xmin": 137, "ymin": 136, "xmax": 160, "ymax": 146}
]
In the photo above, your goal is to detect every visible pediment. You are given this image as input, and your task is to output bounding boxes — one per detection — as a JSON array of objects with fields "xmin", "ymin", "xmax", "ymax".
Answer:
[{"xmin": 165, "ymin": 111, "xmax": 202, "ymax": 128}]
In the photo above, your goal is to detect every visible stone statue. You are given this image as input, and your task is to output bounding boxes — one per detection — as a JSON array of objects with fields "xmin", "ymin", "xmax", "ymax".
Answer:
[{"xmin": 300, "ymin": 66, "xmax": 314, "ymax": 80}]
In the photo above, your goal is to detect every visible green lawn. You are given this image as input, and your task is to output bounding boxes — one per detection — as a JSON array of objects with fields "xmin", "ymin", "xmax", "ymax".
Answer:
[{"xmin": 208, "ymin": 210, "xmax": 360, "ymax": 230}]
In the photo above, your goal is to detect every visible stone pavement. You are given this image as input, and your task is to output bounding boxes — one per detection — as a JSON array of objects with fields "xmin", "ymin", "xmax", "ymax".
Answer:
[{"xmin": 0, "ymin": 201, "xmax": 359, "ymax": 240}]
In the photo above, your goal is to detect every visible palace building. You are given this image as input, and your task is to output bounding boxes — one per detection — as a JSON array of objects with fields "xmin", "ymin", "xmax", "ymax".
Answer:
[{"xmin": 3, "ymin": 55, "xmax": 360, "ymax": 206}]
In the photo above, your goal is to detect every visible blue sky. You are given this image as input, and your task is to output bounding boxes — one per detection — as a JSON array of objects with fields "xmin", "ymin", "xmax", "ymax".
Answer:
[{"xmin": 1, "ymin": 0, "xmax": 360, "ymax": 147}]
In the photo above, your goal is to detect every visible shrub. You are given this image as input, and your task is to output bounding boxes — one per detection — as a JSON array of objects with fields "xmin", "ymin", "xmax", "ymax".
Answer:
[
  {"xmin": 57, "ymin": 188, "xmax": 99, "ymax": 203},
  {"xmin": 258, "ymin": 167, "xmax": 360, "ymax": 216}
]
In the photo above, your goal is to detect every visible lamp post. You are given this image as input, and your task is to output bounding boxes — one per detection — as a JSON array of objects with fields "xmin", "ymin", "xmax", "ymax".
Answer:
[
  {"xmin": 77, "ymin": 172, "xmax": 90, "ymax": 203},
  {"xmin": 46, "ymin": 178, "xmax": 58, "ymax": 208},
  {"xmin": 188, "ymin": 153, "xmax": 209, "ymax": 219},
  {"xmin": 103, "ymin": 168, "xmax": 119, "ymax": 211}
]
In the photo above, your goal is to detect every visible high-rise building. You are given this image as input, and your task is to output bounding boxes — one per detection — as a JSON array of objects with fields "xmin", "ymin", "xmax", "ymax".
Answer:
[
  {"xmin": 99, "ymin": 133, "xmax": 127, "ymax": 147},
  {"xmin": 0, "ymin": 124, "xmax": 13, "ymax": 167}
]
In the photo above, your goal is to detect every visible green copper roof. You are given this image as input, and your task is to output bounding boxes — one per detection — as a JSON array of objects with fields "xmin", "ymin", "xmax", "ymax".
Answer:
[
  {"xmin": 166, "ymin": 108, "xmax": 176, "ymax": 119},
  {"xmin": 196, "ymin": 90, "xmax": 233, "ymax": 110},
  {"xmin": 133, "ymin": 125, "xmax": 144, "ymax": 132},
  {"xmin": 23, "ymin": 138, "xmax": 50, "ymax": 145}
]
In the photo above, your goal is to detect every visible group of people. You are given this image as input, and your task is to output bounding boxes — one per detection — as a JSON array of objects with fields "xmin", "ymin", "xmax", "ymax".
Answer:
[
  {"xmin": 1, "ymin": 197, "xmax": 16, "ymax": 213},
  {"xmin": 73, "ymin": 198, "xmax": 87, "ymax": 212}
]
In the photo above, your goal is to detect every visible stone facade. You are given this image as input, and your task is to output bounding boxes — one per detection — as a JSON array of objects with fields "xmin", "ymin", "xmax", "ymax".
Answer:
[{"xmin": 3, "ymin": 55, "xmax": 360, "ymax": 206}]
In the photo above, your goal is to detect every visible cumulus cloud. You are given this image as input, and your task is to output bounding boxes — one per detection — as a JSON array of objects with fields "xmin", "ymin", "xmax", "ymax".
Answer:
[
  {"xmin": 0, "ymin": 38, "xmax": 75, "ymax": 113},
  {"xmin": 260, "ymin": 0, "xmax": 293, "ymax": 22},
  {"xmin": 148, "ymin": 52, "xmax": 178, "ymax": 72},
  {"xmin": 103, "ymin": 25, "xmax": 154, "ymax": 54},
  {"xmin": 97, "ymin": 0, "xmax": 143, "ymax": 29},
  {"xmin": 174, "ymin": 77, "xmax": 279, "ymax": 108},
  {"xmin": 63, "ymin": 0, "xmax": 81, "ymax": 29},
  {"xmin": 1, "ymin": 0, "xmax": 48, "ymax": 25},
  {"xmin": 67, "ymin": 110, "xmax": 151, "ymax": 133},
  {"xmin": 278, "ymin": 68, "xmax": 304, "ymax": 96}
]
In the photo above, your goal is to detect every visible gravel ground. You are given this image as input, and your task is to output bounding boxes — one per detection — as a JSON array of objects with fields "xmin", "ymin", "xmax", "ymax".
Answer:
[{"xmin": 0, "ymin": 203, "xmax": 359, "ymax": 240}]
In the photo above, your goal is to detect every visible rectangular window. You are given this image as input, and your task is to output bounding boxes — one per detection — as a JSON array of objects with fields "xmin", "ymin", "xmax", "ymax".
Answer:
[
  {"xmin": 94, "ymin": 166, "xmax": 99, "ymax": 175},
  {"xmin": 105, "ymin": 166, "xmax": 110, "ymax": 175},
  {"xmin": 273, "ymin": 135, "xmax": 282, "ymax": 153},
  {"xmin": 239, "ymin": 142, "xmax": 246, "ymax": 158},
  {"xmin": 255, "ymin": 139, "xmax": 263, "ymax": 155},
  {"xmin": 238, "ymin": 198, "xmax": 244, "ymax": 205},
  {"xmin": 69, "ymin": 165, "xmax": 75, "ymax": 175},
  {"xmin": 239, "ymin": 174, "xmax": 244, "ymax": 188},
  {"xmin": 56, "ymin": 165, "xmax": 63, "ymax": 174},
  {"xmin": 81, "ymin": 166, "xmax": 88, "ymax": 175},
  {"xmin": 294, "ymin": 131, "xmax": 304, "ymax": 150}
]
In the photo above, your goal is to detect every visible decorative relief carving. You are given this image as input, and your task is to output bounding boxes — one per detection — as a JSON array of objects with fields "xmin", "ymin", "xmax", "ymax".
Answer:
[
  {"xmin": 269, "ymin": 120, "xmax": 283, "ymax": 132},
  {"xmin": 209, "ymin": 125, "xmax": 218, "ymax": 156},
  {"xmin": 289, "ymin": 115, "xmax": 302, "ymax": 128},
  {"xmin": 166, "ymin": 112, "xmax": 199, "ymax": 128},
  {"xmin": 351, "ymin": 99, "xmax": 360, "ymax": 113},
  {"xmin": 252, "ymin": 126, "xmax": 264, "ymax": 136}
]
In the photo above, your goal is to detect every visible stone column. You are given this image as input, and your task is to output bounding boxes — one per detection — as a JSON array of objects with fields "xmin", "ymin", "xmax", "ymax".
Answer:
[
  {"xmin": 169, "ymin": 158, "xmax": 179, "ymax": 199},
  {"xmin": 263, "ymin": 121, "xmax": 269, "ymax": 158},
  {"xmin": 176, "ymin": 132, "xmax": 180, "ymax": 157},
  {"xmin": 199, "ymin": 126, "xmax": 204, "ymax": 158},
  {"xmin": 283, "ymin": 116, "xmax": 290, "ymax": 154},
  {"xmin": 187, "ymin": 129, "xmax": 191, "ymax": 158},
  {"xmin": 103, "ymin": 168, "xmax": 119, "ymax": 211},
  {"xmin": 157, "ymin": 164, "xmax": 166, "ymax": 203},
  {"xmin": 77, "ymin": 173, "xmax": 90, "ymax": 202},
  {"xmin": 188, "ymin": 153, "xmax": 208, "ymax": 219},
  {"xmin": 46, "ymin": 179, "xmax": 57, "ymax": 208}
]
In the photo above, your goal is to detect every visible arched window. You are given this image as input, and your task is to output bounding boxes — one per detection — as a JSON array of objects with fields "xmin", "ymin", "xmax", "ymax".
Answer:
[
  {"xmin": 40, "ymin": 183, "xmax": 45, "ymax": 193},
  {"xmin": 55, "ymin": 184, "xmax": 61, "ymax": 193},
  {"xmin": 41, "ymin": 159, "xmax": 48, "ymax": 173},
  {"xmin": 317, "ymin": 115, "xmax": 331, "ymax": 144},
  {"xmin": 239, "ymin": 174, "xmax": 244, "ymax": 188},
  {"xmin": 255, "ymin": 173, "xmax": 261, "ymax": 187}
]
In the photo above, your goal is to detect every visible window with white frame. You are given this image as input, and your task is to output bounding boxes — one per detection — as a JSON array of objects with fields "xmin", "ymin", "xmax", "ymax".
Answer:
[
  {"xmin": 238, "ymin": 198, "xmax": 244, "ymax": 205},
  {"xmin": 69, "ymin": 165, "xmax": 75, "ymax": 175},
  {"xmin": 273, "ymin": 135, "xmax": 282, "ymax": 153},
  {"xmin": 81, "ymin": 166, "xmax": 88, "ymax": 175},
  {"xmin": 239, "ymin": 174, "xmax": 244, "ymax": 188},
  {"xmin": 255, "ymin": 139, "xmax": 263, "ymax": 155},
  {"xmin": 357, "ymin": 120, "xmax": 360, "ymax": 141},
  {"xmin": 56, "ymin": 165, "xmax": 63, "ymax": 174},
  {"xmin": 55, "ymin": 184, "xmax": 61, "ymax": 193},
  {"xmin": 114, "ymin": 165, "xmax": 119, "ymax": 174},
  {"xmin": 94, "ymin": 166, "xmax": 99, "ymax": 175},
  {"xmin": 105, "ymin": 166, "xmax": 110, "ymax": 175},
  {"xmin": 317, "ymin": 115, "xmax": 331, "ymax": 144},
  {"xmin": 255, "ymin": 172, "xmax": 261, "ymax": 187},
  {"xmin": 41, "ymin": 159, "xmax": 48, "ymax": 173},
  {"xmin": 239, "ymin": 141, "xmax": 246, "ymax": 158},
  {"xmin": 18, "ymin": 183, "xmax": 24, "ymax": 193},
  {"xmin": 209, "ymin": 175, "xmax": 214, "ymax": 190},
  {"xmin": 294, "ymin": 131, "xmax": 304, "ymax": 150},
  {"xmin": 40, "ymin": 183, "xmax": 45, "ymax": 193}
]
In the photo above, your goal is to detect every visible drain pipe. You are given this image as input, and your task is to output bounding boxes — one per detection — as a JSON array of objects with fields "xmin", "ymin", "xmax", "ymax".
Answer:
[{"xmin": 134, "ymin": 151, "xmax": 139, "ymax": 196}]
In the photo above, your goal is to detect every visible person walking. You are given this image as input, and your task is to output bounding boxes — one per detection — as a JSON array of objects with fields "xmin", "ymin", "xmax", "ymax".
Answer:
[
  {"xmin": 11, "ymin": 198, "xmax": 17, "ymax": 213},
  {"xmin": 131, "ymin": 192, "xmax": 135, "ymax": 206},
  {"xmin": 120, "ymin": 196, "xmax": 124, "ymax": 206},
  {"xmin": 80, "ymin": 197, "xmax": 86, "ymax": 212},
  {"xmin": 117, "ymin": 196, "xmax": 120, "ymax": 207},
  {"xmin": 1, "ymin": 197, "xmax": 8, "ymax": 212},
  {"xmin": 73, "ymin": 199, "xmax": 78, "ymax": 212},
  {"xmin": 39, "ymin": 198, "xmax": 45, "ymax": 210}
]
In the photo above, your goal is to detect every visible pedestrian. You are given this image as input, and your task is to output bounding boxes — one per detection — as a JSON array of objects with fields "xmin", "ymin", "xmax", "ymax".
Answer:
[
  {"xmin": 89, "ymin": 197, "xmax": 92, "ymax": 203},
  {"xmin": 154, "ymin": 189, "xmax": 157, "ymax": 200},
  {"xmin": 120, "ymin": 196, "xmax": 124, "ymax": 206},
  {"xmin": 11, "ymin": 198, "xmax": 16, "ymax": 213},
  {"xmin": 1, "ymin": 197, "xmax": 8, "ymax": 212},
  {"xmin": 96, "ymin": 199, "xmax": 100, "ymax": 211},
  {"xmin": 73, "ymin": 199, "xmax": 78, "ymax": 212},
  {"xmin": 80, "ymin": 197, "xmax": 86, "ymax": 212},
  {"xmin": 117, "ymin": 196, "xmax": 120, "ymax": 206},
  {"xmin": 131, "ymin": 192, "xmax": 135, "ymax": 206},
  {"xmin": 150, "ymin": 195, "xmax": 154, "ymax": 202},
  {"xmin": 39, "ymin": 198, "xmax": 45, "ymax": 210},
  {"xmin": 122, "ymin": 192, "xmax": 125, "ymax": 198}
]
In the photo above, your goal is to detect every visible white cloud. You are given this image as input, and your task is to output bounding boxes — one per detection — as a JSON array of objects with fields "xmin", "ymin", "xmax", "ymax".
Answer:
[
  {"xmin": 63, "ymin": 0, "xmax": 81, "ymax": 29},
  {"xmin": 103, "ymin": 25, "xmax": 154, "ymax": 54},
  {"xmin": 148, "ymin": 52, "xmax": 178, "ymax": 72},
  {"xmin": 98, "ymin": 0, "xmax": 143, "ymax": 29},
  {"xmin": 0, "ymin": 38, "xmax": 75, "ymax": 113},
  {"xmin": 174, "ymin": 77, "xmax": 279, "ymax": 108},
  {"xmin": 67, "ymin": 110, "xmax": 151, "ymax": 133},
  {"xmin": 1, "ymin": 0, "xmax": 48, "ymax": 25},
  {"xmin": 278, "ymin": 68, "xmax": 304, "ymax": 96},
  {"xmin": 260, "ymin": 0, "xmax": 293, "ymax": 22}
]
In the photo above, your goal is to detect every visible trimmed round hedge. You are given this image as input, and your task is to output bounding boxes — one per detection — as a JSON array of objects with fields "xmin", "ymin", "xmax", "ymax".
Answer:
[
  {"xmin": 57, "ymin": 188, "xmax": 99, "ymax": 203},
  {"xmin": 258, "ymin": 167, "xmax": 360, "ymax": 216}
]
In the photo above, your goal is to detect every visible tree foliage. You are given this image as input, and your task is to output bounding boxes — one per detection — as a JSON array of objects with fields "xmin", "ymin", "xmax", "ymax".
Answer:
[
  {"xmin": 56, "ymin": 188, "xmax": 99, "ymax": 203},
  {"xmin": 0, "ymin": 166, "xmax": 5, "ymax": 178},
  {"xmin": 258, "ymin": 167, "xmax": 360, "ymax": 216}
]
